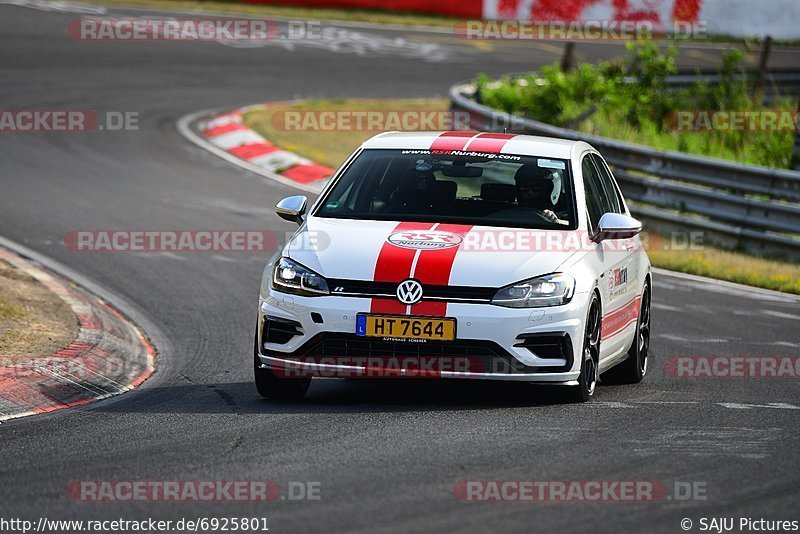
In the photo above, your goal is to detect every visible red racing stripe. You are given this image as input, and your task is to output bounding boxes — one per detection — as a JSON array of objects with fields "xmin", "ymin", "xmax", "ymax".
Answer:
[
  {"xmin": 370, "ymin": 222, "xmax": 435, "ymax": 314},
  {"xmin": 409, "ymin": 224, "xmax": 473, "ymax": 317},
  {"xmin": 601, "ymin": 296, "xmax": 641, "ymax": 340},
  {"xmin": 463, "ymin": 132, "xmax": 517, "ymax": 154},
  {"xmin": 429, "ymin": 131, "xmax": 477, "ymax": 151}
]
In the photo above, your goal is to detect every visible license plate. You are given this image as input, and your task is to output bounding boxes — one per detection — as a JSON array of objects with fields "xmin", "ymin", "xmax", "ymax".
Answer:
[{"xmin": 356, "ymin": 314, "xmax": 456, "ymax": 341}]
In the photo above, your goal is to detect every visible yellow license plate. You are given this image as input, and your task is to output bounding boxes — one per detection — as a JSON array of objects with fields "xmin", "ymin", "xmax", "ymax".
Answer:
[{"xmin": 356, "ymin": 314, "xmax": 456, "ymax": 341}]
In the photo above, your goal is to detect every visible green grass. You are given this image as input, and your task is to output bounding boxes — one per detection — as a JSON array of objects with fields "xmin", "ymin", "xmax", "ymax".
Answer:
[
  {"xmin": 647, "ymin": 240, "xmax": 800, "ymax": 294},
  {"xmin": 576, "ymin": 107, "xmax": 796, "ymax": 168},
  {"xmin": 0, "ymin": 298, "xmax": 25, "ymax": 320},
  {"xmin": 477, "ymin": 43, "xmax": 798, "ymax": 168}
]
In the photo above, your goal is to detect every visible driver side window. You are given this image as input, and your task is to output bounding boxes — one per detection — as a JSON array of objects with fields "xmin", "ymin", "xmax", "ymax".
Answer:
[{"xmin": 582, "ymin": 156, "xmax": 608, "ymax": 231}]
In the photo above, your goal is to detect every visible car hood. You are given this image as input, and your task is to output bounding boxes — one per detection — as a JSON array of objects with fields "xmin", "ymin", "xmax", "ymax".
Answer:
[{"xmin": 286, "ymin": 217, "xmax": 580, "ymax": 287}]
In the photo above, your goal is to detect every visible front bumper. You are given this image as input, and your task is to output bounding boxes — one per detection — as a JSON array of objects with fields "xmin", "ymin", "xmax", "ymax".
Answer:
[{"xmin": 256, "ymin": 289, "xmax": 588, "ymax": 384}]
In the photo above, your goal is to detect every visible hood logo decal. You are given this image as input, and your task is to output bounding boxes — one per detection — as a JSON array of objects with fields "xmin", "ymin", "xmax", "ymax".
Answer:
[
  {"xmin": 387, "ymin": 230, "xmax": 463, "ymax": 250},
  {"xmin": 396, "ymin": 279, "xmax": 423, "ymax": 305}
]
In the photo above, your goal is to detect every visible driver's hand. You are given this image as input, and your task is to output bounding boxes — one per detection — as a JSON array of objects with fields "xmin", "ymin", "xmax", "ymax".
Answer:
[
  {"xmin": 542, "ymin": 209, "xmax": 569, "ymax": 225},
  {"xmin": 541, "ymin": 209, "xmax": 559, "ymax": 222}
]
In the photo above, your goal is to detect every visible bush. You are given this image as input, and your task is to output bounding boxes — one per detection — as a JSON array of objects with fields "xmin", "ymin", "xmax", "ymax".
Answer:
[{"xmin": 476, "ymin": 43, "xmax": 797, "ymax": 168}]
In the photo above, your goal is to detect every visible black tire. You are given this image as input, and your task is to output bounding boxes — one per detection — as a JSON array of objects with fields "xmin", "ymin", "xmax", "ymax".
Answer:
[
  {"xmin": 603, "ymin": 283, "xmax": 651, "ymax": 384},
  {"xmin": 254, "ymin": 330, "xmax": 311, "ymax": 400},
  {"xmin": 565, "ymin": 293, "xmax": 601, "ymax": 403}
]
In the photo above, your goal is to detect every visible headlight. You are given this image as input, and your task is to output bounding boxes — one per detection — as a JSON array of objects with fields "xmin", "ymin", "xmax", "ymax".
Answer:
[
  {"xmin": 491, "ymin": 273, "xmax": 575, "ymax": 308},
  {"xmin": 271, "ymin": 257, "xmax": 329, "ymax": 296}
]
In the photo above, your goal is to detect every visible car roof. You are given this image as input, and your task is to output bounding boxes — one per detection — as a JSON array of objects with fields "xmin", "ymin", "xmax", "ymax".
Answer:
[{"xmin": 360, "ymin": 131, "xmax": 586, "ymax": 160}]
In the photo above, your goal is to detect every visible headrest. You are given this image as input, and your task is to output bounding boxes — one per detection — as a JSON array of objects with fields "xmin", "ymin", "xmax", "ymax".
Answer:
[
  {"xmin": 481, "ymin": 183, "xmax": 516, "ymax": 202},
  {"xmin": 431, "ymin": 180, "xmax": 457, "ymax": 205}
]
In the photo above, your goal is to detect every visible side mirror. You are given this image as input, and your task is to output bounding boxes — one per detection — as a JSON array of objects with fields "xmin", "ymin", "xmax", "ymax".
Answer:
[
  {"xmin": 594, "ymin": 213, "xmax": 642, "ymax": 242},
  {"xmin": 275, "ymin": 195, "xmax": 307, "ymax": 225}
]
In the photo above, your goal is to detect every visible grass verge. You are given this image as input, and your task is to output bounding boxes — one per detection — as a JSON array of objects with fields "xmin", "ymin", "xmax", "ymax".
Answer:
[
  {"xmin": 0, "ymin": 260, "xmax": 79, "ymax": 359},
  {"xmin": 243, "ymin": 98, "xmax": 800, "ymax": 294},
  {"xmin": 477, "ymin": 43, "xmax": 798, "ymax": 168},
  {"xmin": 647, "ymin": 241, "xmax": 800, "ymax": 294},
  {"xmin": 243, "ymin": 98, "xmax": 449, "ymax": 169}
]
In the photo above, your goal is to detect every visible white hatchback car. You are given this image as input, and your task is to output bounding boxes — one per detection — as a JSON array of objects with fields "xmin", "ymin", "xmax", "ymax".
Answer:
[{"xmin": 255, "ymin": 131, "xmax": 651, "ymax": 402}]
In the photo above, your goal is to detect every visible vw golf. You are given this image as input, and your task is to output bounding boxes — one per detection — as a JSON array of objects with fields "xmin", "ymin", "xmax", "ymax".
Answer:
[{"xmin": 255, "ymin": 131, "xmax": 651, "ymax": 402}]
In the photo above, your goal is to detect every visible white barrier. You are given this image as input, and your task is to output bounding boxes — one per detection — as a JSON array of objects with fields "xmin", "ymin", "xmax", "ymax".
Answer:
[{"xmin": 482, "ymin": 0, "xmax": 800, "ymax": 40}]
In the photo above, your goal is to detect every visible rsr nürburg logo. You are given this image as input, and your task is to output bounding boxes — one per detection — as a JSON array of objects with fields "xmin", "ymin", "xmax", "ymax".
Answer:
[{"xmin": 387, "ymin": 230, "xmax": 463, "ymax": 250}]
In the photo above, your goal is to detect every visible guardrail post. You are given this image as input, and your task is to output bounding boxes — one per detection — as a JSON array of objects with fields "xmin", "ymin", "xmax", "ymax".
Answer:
[
  {"xmin": 793, "ymin": 102, "xmax": 800, "ymax": 171},
  {"xmin": 754, "ymin": 35, "xmax": 773, "ymax": 101},
  {"xmin": 561, "ymin": 42, "xmax": 576, "ymax": 73}
]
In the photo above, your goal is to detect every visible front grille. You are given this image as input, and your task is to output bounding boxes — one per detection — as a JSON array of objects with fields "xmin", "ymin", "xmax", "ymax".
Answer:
[
  {"xmin": 327, "ymin": 279, "xmax": 495, "ymax": 302},
  {"xmin": 268, "ymin": 333, "xmax": 556, "ymax": 374}
]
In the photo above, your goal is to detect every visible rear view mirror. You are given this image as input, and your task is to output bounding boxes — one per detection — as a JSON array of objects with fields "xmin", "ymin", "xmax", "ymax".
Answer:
[
  {"xmin": 595, "ymin": 213, "xmax": 642, "ymax": 241},
  {"xmin": 441, "ymin": 166, "xmax": 483, "ymax": 178},
  {"xmin": 275, "ymin": 195, "xmax": 307, "ymax": 225}
]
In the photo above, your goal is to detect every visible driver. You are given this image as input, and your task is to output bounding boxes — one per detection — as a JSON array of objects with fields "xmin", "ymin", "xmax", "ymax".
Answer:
[{"xmin": 513, "ymin": 164, "xmax": 565, "ymax": 224}]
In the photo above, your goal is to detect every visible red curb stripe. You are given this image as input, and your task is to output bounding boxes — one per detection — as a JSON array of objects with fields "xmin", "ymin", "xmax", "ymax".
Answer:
[
  {"xmin": 77, "ymin": 312, "xmax": 102, "ymax": 330},
  {"xmin": 0, "ymin": 247, "xmax": 156, "ymax": 421},
  {"xmin": 229, "ymin": 142, "xmax": 279, "ymax": 160},
  {"xmin": 203, "ymin": 122, "xmax": 247, "ymax": 137},
  {"xmin": 282, "ymin": 163, "xmax": 335, "ymax": 184}
]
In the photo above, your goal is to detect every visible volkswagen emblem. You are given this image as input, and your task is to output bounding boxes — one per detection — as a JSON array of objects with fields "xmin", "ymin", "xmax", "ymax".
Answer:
[{"xmin": 396, "ymin": 279, "xmax": 423, "ymax": 305}]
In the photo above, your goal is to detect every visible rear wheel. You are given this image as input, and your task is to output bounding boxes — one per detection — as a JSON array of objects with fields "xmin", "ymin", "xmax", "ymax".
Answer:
[
  {"xmin": 566, "ymin": 294, "xmax": 600, "ymax": 403},
  {"xmin": 254, "ymin": 330, "xmax": 311, "ymax": 400},
  {"xmin": 604, "ymin": 284, "xmax": 651, "ymax": 384}
]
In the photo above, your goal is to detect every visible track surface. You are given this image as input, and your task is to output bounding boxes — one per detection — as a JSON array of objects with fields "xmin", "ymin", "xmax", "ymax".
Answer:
[{"xmin": 1, "ymin": 3, "xmax": 799, "ymax": 532}]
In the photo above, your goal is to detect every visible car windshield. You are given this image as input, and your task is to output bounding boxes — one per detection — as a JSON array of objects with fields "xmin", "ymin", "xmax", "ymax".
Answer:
[{"xmin": 315, "ymin": 148, "xmax": 576, "ymax": 229}]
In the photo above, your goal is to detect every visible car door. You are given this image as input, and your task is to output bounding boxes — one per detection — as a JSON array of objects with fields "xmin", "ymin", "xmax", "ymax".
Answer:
[{"xmin": 581, "ymin": 153, "xmax": 637, "ymax": 361}]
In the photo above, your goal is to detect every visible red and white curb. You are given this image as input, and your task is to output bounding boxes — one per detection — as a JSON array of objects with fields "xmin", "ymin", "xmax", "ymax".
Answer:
[
  {"xmin": 178, "ymin": 104, "xmax": 334, "ymax": 194},
  {"xmin": 0, "ymin": 247, "xmax": 155, "ymax": 422}
]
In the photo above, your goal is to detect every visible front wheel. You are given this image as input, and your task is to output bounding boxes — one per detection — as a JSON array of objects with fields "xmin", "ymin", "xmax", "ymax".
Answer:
[
  {"xmin": 603, "ymin": 284, "xmax": 651, "ymax": 384},
  {"xmin": 565, "ymin": 294, "xmax": 600, "ymax": 403},
  {"xmin": 254, "ymin": 331, "xmax": 311, "ymax": 400}
]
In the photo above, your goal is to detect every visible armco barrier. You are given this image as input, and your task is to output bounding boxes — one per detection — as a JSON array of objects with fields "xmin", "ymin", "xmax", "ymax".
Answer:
[{"xmin": 449, "ymin": 80, "xmax": 800, "ymax": 258}]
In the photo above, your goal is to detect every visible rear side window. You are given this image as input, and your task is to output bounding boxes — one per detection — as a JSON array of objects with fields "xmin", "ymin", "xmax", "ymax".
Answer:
[
  {"xmin": 581, "ymin": 156, "xmax": 607, "ymax": 230},
  {"xmin": 591, "ymin": 153, "xmax": 624, "ymax": 214}
]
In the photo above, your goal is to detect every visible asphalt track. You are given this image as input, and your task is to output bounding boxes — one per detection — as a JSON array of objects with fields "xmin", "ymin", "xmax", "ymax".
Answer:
[{"xmin": 1, "ymin": 2, "xmax": 799, "ymax": 532}]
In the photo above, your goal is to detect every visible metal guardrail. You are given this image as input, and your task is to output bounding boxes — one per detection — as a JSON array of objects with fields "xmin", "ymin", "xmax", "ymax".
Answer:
[
  {"xmin": 449, "ymin": 81, "xmax": 800, "ymax": 258},
  {"xmin": 666, "ymin": 71, "xmax": 800, "ymax": 102}
]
